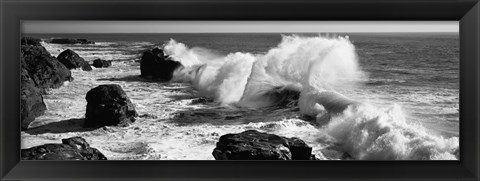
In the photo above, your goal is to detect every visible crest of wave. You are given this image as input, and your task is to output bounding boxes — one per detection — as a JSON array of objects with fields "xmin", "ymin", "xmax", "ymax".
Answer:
[
  {"xmin": 163, "ymin": 35, "xmax": 366, "ymax": 107},
  {"xmin": 238, "ymin": 35, "xmax": 366, "ymax": 108},
  {"xmin": 164, "ymin": 39, "xmax": 255, "ymax": 104},
  {"xmin": 162, "ymin": 39, "xmax": 220, "ymax": 67}
]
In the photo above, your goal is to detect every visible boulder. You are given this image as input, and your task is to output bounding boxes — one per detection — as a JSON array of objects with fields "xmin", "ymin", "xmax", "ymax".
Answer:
[
  {"xmin": 81, "ymin": 62, "xmax": 93, "ymax": 71},
  {"xmin": 92, "ymin": 59, "xmax": 112, "ymax": 68},
  {"xmin": 21, "ymin": 45, "xmax": 73, "ymax": 91},
  {"xmin": 84, "ymin": 84, "xmax": 138, "ymax": 128},
  {"xmin": 20, "ymin": 58, "xmax": 47, "ymax": 130},
  {"xmin": 20, "ymin": 42, "xmax": 73, "ymax": 129},
  {"xmin": 212, "ymin": 130, "xmax": 315, "ymax": 160},
  {"xmin": 21, "ymin": 137, "xmax": 107, "ymax": 160},
  {"xmin": 140, "ymin": 48, "xmax": 182, "ymax": 81},
  {"xmin": 57, "ymin": 49, "xmax": 91, "ymax": 71},
  {"xmin": 76, "ymin": 38, "xmax": 95, "ymax": 44},
  {"xmin": 50, "ymin": 38, "xmax": 95, "ymax": 44},
  {"xmin": 21, "ymin": 37, "xmax": 42, "ymax": 46}
]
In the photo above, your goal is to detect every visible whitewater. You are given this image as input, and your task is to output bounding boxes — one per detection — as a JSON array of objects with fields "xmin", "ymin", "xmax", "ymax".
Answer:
[{"xmin": 21, "ymin": 34, "xmax": 459, "ymax": 160}]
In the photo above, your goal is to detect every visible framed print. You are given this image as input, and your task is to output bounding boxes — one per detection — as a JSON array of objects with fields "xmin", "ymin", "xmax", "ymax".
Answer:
[{"xmin": 1, "ymin": 0, "xmax": 479, "ymax": 180}]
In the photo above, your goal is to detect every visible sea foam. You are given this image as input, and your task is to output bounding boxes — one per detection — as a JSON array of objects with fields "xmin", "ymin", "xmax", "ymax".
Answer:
[
  {"xmin": 163, "ymin": 34, "xmax": 459, "ymax": 160},
  {"xmin": 324, "ymin": 104, "xmax": 459, "ymax": 160}
]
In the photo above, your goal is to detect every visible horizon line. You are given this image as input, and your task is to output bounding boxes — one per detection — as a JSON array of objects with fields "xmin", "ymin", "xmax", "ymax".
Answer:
[{"xmin": 22, "ymin": 21, "xmax": 459, "ymax": 34}]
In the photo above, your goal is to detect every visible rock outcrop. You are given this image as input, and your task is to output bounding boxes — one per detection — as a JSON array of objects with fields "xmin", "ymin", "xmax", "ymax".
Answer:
[
  {"xmin": 140, "ymin": 48, "xmax": 182, "ymax": 81},
  {"xmin": 20, "ymin": 38, "xmax": 74, "ymax": 130},
  {"xmin": 212, "ymin": 130, "xmax": 315, "ymax": 160},
  {"xmin": 20, "ymin": 58, "xmax": 47, "ymax": 130},
  {"xmin": 21, "ymin": 37, "xmax": 42, "ymax": 46},
  {"xmin": 92, "ymin": 59, "xmax": 112, "ymax": 68},
  {"xmin": 21, "ymin": 137, "xmax": 107, "ymax": 160},
  {"xmin": 81, "ymin": 62, "xmax": 93, "ymax": 71},
  {"xmin": 50, "ymin": 38, "xmax": 95, "ymax": 44},
  {"xmin": 84, "ymin": 84, "xmax": 138, "ymax": 128},
  {"xmin": 21, "ymin": 45, "xmax": 73, "ymax": 91},
  {"xmin": 57, "ymin": 49, "xmax": 92, "ymax": 71}
]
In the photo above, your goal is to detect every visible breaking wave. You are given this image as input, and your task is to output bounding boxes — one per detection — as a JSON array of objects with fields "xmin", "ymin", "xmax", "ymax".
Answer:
[
  {"xmin": 162, "ymin": 34, "xmax": 459, "ymax": 160},
  {"xmin": 324, "ymin": 104, "xmax": 459, "ymax": 160}
]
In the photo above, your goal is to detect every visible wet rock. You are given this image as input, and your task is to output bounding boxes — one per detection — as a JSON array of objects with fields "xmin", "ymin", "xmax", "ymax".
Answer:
[
  {"xmin": 20, "ymin": 43, "xmax": 73, "ymax": 129},
  {"xmin": 57, "ymin": 49, "xmax": 91, "ymax": 71},
  {"xmin": 92, "ymin": 59, "xmax": 112, "ymax": 68},
  {"xmin": 140, "ymin": 48, "xmax": 182, "ymax": 81},
  {"xmin": 190, "ymin": 97, "xmax": 213, "ymax": 105},
  {"xmin": 21, "ymin": 37, "xmax": 42, "ymax": 46},
  {"xmin": 21, "ymin": 137, "xmax": 107, "ymax": 160},
  {"xmin": 288, "ymin": 137, "xmax": 316, "ymax": 160},
  {"xmin": 81, "ymin": 62, "xmax": 93, "ymax": 71},
  {"xmin": 212, "ymin": 130, "xmax": 314, "ymax": 160},
  {"xmin": 50, "ymin": 38, "xmax": 95, "ymax": 44},
  {"xmin": 76, "ymin": 38, "xmax": 95, "ymax": 44},
  {"xmin": 20, "ymin": 60, "xmax": 47, "ymax": 130},
  {"xmin": 21, "ymin": 45, "xmax": 73, "ymax": 91},
  {"xmin": 84, "ymin": 84, "xmax": 138, "ymax": 128}
]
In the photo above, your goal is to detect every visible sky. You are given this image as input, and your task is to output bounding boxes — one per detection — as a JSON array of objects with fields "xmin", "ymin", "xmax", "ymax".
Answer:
[{"xmin": 22, "ymin": 21, "xmax": 459, "ymax": 34}]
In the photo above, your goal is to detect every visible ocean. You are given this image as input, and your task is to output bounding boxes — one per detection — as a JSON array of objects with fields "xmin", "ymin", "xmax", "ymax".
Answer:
[{"xmin": 22, "ymin": 33, "xmax": 459, "ymax": 160}]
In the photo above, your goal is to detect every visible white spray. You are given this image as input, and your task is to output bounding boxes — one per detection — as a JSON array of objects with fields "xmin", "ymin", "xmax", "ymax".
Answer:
[
  {"xmin": 161, "ymin": 34, "xmax": 459, "ymax": 160},
  {"xmin": 324, "ymin": 104, "xmax": 459, "ymax": 160}
]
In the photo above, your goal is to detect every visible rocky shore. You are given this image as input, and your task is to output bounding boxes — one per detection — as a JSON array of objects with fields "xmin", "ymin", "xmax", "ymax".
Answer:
[
  {"xmin": 20, "ymin": 38, "xmax": 318, "ymax": 160},
  {"xmin": 21, "ymin": 37, "xmax": 73, "ymax": 129},
  {"xmin": 213, "ymin": 130, "xmax": 316, "ymax": 160},
  {"xmin": 20, "ymin": 37, "xmax": 104, "ymax": 159},
  {"xmin": 21, "ymin": 137, "xmax": 106, "ymax": 160}
]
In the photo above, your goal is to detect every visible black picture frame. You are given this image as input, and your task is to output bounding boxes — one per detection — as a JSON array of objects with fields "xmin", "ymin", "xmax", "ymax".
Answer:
[{"xmin": 1, "ymin": 0, "xmax": 479, "ymax": 180}]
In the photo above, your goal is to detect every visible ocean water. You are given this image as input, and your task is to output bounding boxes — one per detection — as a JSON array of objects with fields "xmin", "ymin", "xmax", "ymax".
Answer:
[{"xmin": 23, "ymin": 33, "xmax": 459, "ymax": 160}]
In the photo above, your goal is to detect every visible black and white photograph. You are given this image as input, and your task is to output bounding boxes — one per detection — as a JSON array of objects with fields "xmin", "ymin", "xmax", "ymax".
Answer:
[{"xmin": 20, "ymin": 21, "xmax": 459, "ymax": 160}]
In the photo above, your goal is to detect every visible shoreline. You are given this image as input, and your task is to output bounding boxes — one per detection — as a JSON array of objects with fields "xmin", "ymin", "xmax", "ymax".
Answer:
[{"xmin": 20, "ymin": 35, "xmax": 459, "ymax": 160}]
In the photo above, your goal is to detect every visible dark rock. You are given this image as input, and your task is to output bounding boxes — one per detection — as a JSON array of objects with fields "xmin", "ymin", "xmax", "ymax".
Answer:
[
  {"xmin": 50, "ymin": 38, "xmax": 79, "ymax": 44},
  {"xmin": 20, "ymin": 44, "xmax": 73, "ymax": 129},
  {"xmin": 92, "ymin": 59, "xmax": 112, "ymax": 68},
  {"xmin": 84, "ymin": 84, "xmax": 138, "ymax": 128},
  {"xmin": 21, "ymin": 45, "xmax": 73, "ymax": 91},
  {"xmin": 140, "ymin": 48, "xmax": 182, "ymax": 81},
  {"xmin": 57, "ymin": 49, "xmax": 90, "ymax": 70},
  {"xmin": 288, "ymin": 137, "xmax": 315, "ymax": 160},
  {"xmin": 50, "ymin": 38, "xmax": 95, "ymax": 44},
  {"xmin": 21, "ymin": 37, "xmax": 42, "ymax": 46},
  {"xmin": 20, "ymin": 58, "xmax": 47, "ymax": 130},
  {"xmin": 81, "ymin": 62, "xmax": 93, "ymax": 71},
  {"xmin": 21, "ymin": 137, "xmax": 107, "ymax": 160},
  {"xmin": 190, "ymin": 97, "xmax": 213, "ymax": 105},
  {"xmin": 212, "ymin": 130, "xmax": 314, "ymax": 160},
  {"xmin": 76, "ymin": 38, "xmax": 95, "ymax": 44}
]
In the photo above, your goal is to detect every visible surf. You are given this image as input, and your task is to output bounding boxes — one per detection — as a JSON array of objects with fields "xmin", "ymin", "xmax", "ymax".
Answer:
[{"xmin": 162, "ymin": 34, "xmax": 459, "ymax": 160}]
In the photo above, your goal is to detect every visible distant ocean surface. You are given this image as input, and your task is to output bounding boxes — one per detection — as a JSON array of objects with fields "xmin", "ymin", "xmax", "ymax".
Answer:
[{"xmin": 22, "ymin": 33, "xmax": 459, "ymax": 160}]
